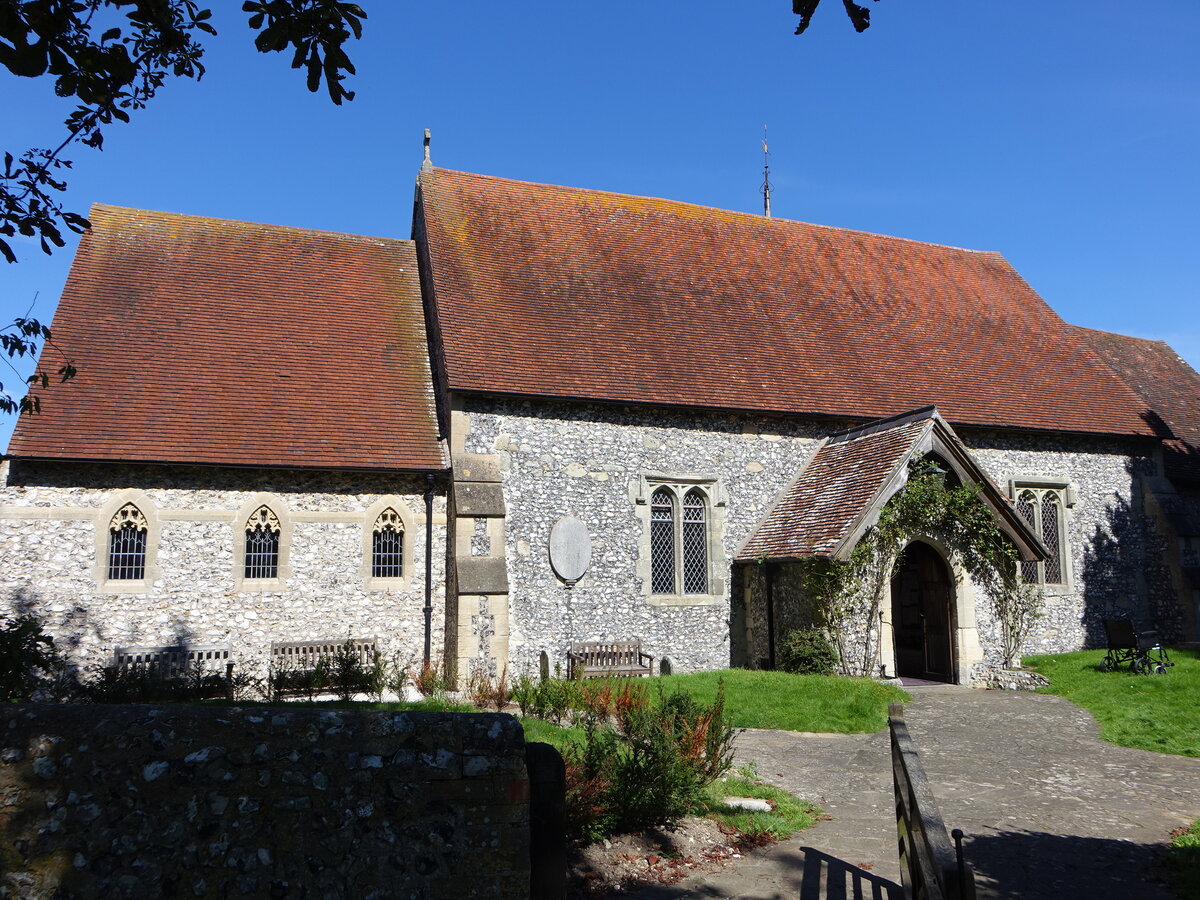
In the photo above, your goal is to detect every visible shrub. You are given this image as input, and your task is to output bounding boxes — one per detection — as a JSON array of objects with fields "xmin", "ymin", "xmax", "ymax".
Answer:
[
  {"xmin": 778, "ymin": 627, "xmax": 839, "ymax": 676},
  {"xmin": 269, "ymin": 658, "xmax": 330, "ymax": 701},
  {"xmin": 562, "ymin": 680, "xmax": 737, "ymax": 839},
  {"xmin": 512, "ymin": 673, "xmax": 537, "ymax": 716},
  {"xmin": 534, "ymin": 675, "xmax": 580, "ymax": 724},
  {"xmin": 466, "ymin": 667, "xmax": 512, "ymax": 711},
  {"xmin": 86, "ymin": 662, "xmax": 237, "ymax": 704},
  {"xmin": 410, "ymin": 656, "xmax": 454, "ymax": 700},
  {"xmin": 0, "ymin": 616, "xmax": 60, "ymax": 701},
  {"xmin": 328, "ymin": 639, "xmax": 374, "ymax": 701}
]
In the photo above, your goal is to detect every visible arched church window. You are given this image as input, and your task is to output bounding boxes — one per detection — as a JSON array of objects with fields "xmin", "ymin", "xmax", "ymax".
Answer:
[
  {"xmin": 650, "ymin": 488, "xmax": 677, "ymax": 594},
  {"xmin": 649, "ymin": 485, "xmax": 712, "ymax": 596},
  {"xmin": 681, "ymin": 489, "xmax": 709, "ymax": 594},
  {"xmin": 1016, "ymin": 488, "xmax": 1067, "ymax": 586},
  {"xmin": 108, "ymin": 503, "xmax": 148, "ymax": 580},
  {"xmin": 372, "ymin": 508, "xmax": 404, "ymax": 578},
  {"xmin": 244, "ymin": 506, "xmax": 281, "ymax": 580}
]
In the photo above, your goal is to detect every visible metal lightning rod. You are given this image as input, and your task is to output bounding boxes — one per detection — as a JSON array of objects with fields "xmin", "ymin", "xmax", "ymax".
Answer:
[{"xmin": 761, "ymin": 125, "xmax": 773, "ymax": 218}]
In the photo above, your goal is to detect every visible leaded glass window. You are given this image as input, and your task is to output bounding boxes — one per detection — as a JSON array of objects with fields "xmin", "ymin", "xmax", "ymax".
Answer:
[
  {"xmin": 1015, "ymin": 487, "xmax": 1067, "ymax": 586},
  {"xmin": 244, "ymin": 506, "xmax": 281, "ymax": 580},
  {"xmin": 1016, "ymin": 491, "xmax": 1040, "ymax": 584},
  {"xmin": 107, "ymin": 503, "xmax": 147, "ymax": 580},
  {"xmin": 1041, "ymin": 493, "xmax": 1062, "ymax": 584},
  {"xmin": 372, "ymin": 508, "xmax": 404, "ymax": 578},
  {"xmin": 650, "ymin": 488, "xmax": 676, "ymax": 594},
  {"xmin": 648, "ymin": 484, "xmax": 712, "ymax": 596},
  {"xmin": 682, "ymin": 489, "xmax": 708, "ymax": 594}
]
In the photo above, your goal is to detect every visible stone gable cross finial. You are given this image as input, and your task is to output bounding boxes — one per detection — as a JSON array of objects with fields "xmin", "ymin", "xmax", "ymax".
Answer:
[{"xmin": 422, "ymin": 128, "xmax": 433, "ymax": 172}]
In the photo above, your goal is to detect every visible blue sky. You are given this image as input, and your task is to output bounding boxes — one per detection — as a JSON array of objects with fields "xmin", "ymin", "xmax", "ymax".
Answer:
[{"xmin": 4, "ymin": 0, "xmax": 1198, "ymax": 448}]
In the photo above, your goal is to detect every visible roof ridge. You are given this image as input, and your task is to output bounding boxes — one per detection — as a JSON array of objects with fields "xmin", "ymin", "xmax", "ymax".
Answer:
[
  {"xmin": 424, "ymin": 168, "xmax": 1004, "ymax": 256},
  {"xmin": 1069, "ymin": 323, "xmax": 1175, "ymax": 350},
  {"xmin": 826, "ymin": 405, "xmax": 938, "ymax": 444},
  {"xmin": 89, "ymin": 203, "xmax": 411, "ymax": 247}
]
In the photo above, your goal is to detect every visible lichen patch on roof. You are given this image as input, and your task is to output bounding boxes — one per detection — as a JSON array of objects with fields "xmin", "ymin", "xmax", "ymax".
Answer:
[
  {"xmin": 8, "ymin": 205, "xmax": 444, "ymax": 471},
  {"xmin": 419, "ymin": 168, "xmax": 1154, "ymax": 437}
]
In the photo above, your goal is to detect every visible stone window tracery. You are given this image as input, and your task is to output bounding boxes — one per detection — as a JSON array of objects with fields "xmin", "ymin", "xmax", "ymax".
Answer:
[
  {"xmin": 1015, "ymin": 487, "xmax": 1067, "ymax": 586},
  {"xmin": 244, "ymin": 505, "xmax": 281, "ymax": 580},
  {"xmin": 372, "ymin": 508, "xmax": 405, "ymax": 578},
  {"xmin": 107, "ymin": 503, "xmax": 148, "ymax": 580}
]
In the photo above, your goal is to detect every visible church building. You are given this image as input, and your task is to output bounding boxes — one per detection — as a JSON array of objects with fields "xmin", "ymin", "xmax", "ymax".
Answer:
[{"xmin": 2, "ymin": 165, "xmax": 1197, "ymax": 685}]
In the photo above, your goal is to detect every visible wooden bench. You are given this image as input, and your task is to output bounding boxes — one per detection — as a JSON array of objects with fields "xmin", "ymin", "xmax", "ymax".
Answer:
[
  {"xmin": 269, "ymin": 637, "xmax": 378, "ymax": 697},
  {"xmin": 567, "ymin": 641, "xmax": 654, "ymax": 679},
  {"xmin": 109, "ymin": 644, "xmax": 234, "ymax": 699},
  {"xmin": 112, "ymin": 644, "xmax": 233, "ymax": 679}
]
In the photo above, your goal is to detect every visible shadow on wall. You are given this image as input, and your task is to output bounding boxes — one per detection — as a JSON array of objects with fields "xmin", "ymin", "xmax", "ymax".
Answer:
[
  {"xmin": 3, "ymin": 589, "xmax": 223, "ymax": 701},
  {"xmin": 4, "ymin": 586, "xmax": 100, "ymax": 696},
  {"xmin": 1081, "ymin": 489, "xmax": 1180, "ymax": 647}
]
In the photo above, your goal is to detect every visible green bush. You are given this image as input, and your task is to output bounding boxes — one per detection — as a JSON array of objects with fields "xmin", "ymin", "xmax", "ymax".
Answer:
[
  {"xmin": 778, "ymin": 627, "xmax": 839, "ymax": 676},
  {"xmin": 85, "ymin": 664, "xmax": 235, "ymax": 704},
  {"xmin": 0, "ymin": 616, "xmax": 62, "ymax": 701},
  {"xmin": 563, "ymin": 681, "xmax": 737, "ymax": 840}
]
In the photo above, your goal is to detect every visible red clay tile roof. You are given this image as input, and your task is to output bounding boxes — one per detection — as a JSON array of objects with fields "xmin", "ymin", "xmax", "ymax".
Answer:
[
  {"xmin": 738, "ymin": 418, "xmax": 927, "ymax": 561},
  {"xmin": 737, "ymin": 406, "xmax": 1045, "ymax": 562},
  {"xmin": 8, "ymin": 205, "xmax": 445, "ymax": 471},
  {"xmin": 1073, "ymin": 327, "xmax": 1200, "ymax": 483},
  {"xmin": 419, "ymin": 169, "xmax": 1154, "ymax": 437}
]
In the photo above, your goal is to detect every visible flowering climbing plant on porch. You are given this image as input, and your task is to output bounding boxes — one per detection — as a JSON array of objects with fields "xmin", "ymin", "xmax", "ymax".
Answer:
[{"xmin": 794, "ymin": 461, "xmax": 1045, "ymax": 676}]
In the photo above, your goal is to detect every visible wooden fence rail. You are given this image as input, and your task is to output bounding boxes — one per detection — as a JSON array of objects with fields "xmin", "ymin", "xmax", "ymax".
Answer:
[{"xmin": 889, "ymin": 701, "xmax": 976, "ymax": 900}]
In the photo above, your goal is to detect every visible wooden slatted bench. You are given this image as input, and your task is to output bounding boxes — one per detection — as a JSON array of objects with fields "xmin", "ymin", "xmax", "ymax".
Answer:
[
  {"xmin": 270, "ymin": 637, "xmax": 377, "ymax": 671},
  {"xmin": 269, "ymin": 637, "xmax": 378, "ymax": 697},
  {"xmin": 109, "ymin": 644, "xmax": 234, "ymax": 699},
  {"xmin": 112, "ymin": 644, "xmax": 233, "ymax": 679},
  {"xmin": 567, "ymin": 641, "xmax": 654, "ymax": 679}
]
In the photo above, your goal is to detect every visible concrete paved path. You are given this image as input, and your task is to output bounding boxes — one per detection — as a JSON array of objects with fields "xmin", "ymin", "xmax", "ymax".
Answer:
[{"xmin": 624, "ymin": 686, "xmax": 1200, "ymax": 899}]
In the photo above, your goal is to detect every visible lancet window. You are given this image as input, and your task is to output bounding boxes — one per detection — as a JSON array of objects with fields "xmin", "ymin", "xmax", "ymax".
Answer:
[
  {"xmin": 372, "ymin": 508, "xmax": 405, "ymax": 578},
  {"xmin": 244, "ymin": 505, "xmax": 281, "ymax": 580},
  {"xmin": 107, "ymin": 503, "xmax": 148, "ymax": 580}
]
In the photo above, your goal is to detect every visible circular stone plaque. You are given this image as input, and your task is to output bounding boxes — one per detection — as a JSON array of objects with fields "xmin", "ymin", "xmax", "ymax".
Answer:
[{"xmin": 549, "ymin": 517, "xmax": 592, "ymax": 585}]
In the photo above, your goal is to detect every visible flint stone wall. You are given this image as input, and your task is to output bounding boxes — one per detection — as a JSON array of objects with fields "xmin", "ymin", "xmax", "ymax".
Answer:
[
  {"xmin": 458, "ymin": 398, "xmax": 832, "ymax": 674},
  {"xmin": 0, "ymin": 705, "xmax": 529, "ymax": 899},
  {"xmin": 964, "ymin": 429, "xmax": 1175, "ymax": 652},
  {"xmin": 460, "ymin": 397, "xmax": 1174, "ymax": 674},
  {"xmin": 0, "ymin": 462, "xmax": 446, "ymax": 676}
]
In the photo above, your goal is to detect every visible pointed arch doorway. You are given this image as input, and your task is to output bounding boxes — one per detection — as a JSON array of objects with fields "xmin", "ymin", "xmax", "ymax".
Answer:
[{"xmin": 890, "ymin": 541, "xmax": 955, "ymax": 682}]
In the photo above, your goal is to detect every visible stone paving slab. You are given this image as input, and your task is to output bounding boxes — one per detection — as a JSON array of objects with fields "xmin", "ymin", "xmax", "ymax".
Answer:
[{"xmin": 622, "ymin": 686, "xmax": 1200, "ymax": 899}]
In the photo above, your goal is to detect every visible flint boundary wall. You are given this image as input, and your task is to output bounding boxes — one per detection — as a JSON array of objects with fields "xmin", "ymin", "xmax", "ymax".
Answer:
[{"xmin": 0, "ymin": 706, "xmax": 530, "ymax": 899}]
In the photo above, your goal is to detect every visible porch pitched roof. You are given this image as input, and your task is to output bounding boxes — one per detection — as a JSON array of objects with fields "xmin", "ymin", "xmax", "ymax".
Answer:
[{"xmin": 735, "ymin": 406, "xmax": 1045, "ymax": 562}]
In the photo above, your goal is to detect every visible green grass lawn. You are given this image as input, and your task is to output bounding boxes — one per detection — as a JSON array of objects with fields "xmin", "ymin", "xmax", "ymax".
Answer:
[
  {"xmin": 518, "ymin": 715, "xmax": 585, "ymax": 750},
  {"xmin": 699, "ymin": 772, "xmax": 822, "ymax": 839},
  {"xmin": 1024, "ymin": 647, "xmax": 1200, "ymax": 757},
  {"xmin": 655, "ymin": 669, "xmax": 910, "ymax": 733}
]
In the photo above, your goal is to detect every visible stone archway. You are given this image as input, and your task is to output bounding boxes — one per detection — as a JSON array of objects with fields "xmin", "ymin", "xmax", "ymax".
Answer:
[{"xmin": 889, "ymin": 541, "xmax": 956, "ymax": 682}]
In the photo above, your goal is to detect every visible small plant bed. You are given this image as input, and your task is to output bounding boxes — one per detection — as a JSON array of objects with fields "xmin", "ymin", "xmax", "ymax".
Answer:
[
  {"xmin": 1164, "ymin": 818, "xmax": 1200, "ymax": 900},
  {"xmin": 513, "ymin": 681, "xmax": 824, "ymax": 898},
  {"xmin": 1025, "ymin": 648, "xmax": 1200, "ymax": 757}
]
